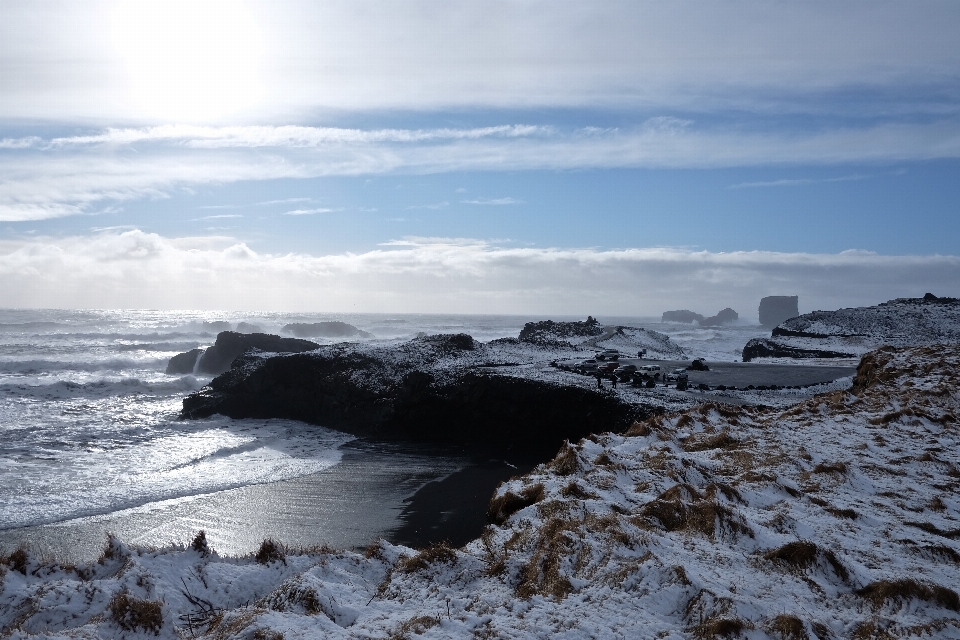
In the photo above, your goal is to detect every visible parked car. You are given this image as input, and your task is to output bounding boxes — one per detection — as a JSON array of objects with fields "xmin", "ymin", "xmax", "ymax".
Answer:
[
  {"xmin": 595, "ymin": 349, "xmax": 621, "ymax": 361},
  {"xmin": 614, "ymin": 364, "xmax": 637, "ymax": 375},
  {"xmin": 598, "ymin": 361, "xmax": 619, "ymax": 373},
  {"xmin": 639, "ymin": 364, "xmax": 661, "ymax": 373},
  {"xmin": 666, "ymin": 367, "xmax": 688, "ymax": 381},
  {"xmin": 575, "ymin": 359, "xmax": 599, "ymax": 374}
]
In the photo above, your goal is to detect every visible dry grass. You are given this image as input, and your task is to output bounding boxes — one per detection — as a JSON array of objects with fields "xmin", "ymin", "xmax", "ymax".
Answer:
[
  {"xmin": 856, "ymin": 578, "xmax": 960, "ymax": 611},
  {"xmin": 388, "ymin": 614, "xmax": 440, "ymax": 639},
  {"xmin": 683, "ymin": 431, "xmax": 740, "ymax": 452},
  {"xmin": 191, "ymin": 530, "xmax": 211, "ymax": 556},
  {"xmin": 264, "ymin": 581, "xmax": 323, "ymax": 615},
  {"xmin": 766, "ymin": 614, "xmax": 808, "ymax": 640},
  {"xmin": 253, "ymin": 629, "xmax": 285, "ymax": 640},
  {"xmin": 255, "ymin": 539, "xmax": 286, "ymax": 565},
  {"xmin": 560, "ymin": 481, "xmax": 597, "ymax": 500},
  {"xmin": 851, "ymin": 620, "xmax": 895, "ymax": 640},
  {"xmin": 763, "ymin": 541, "xmax": 849, "ymax": 581},
  {"xmin": 397, "ymin": 542, "xmax": 457, "ymax": 573},
  {"xmin": 487, "ymin": 483, "xmax": 545, "ymax": 525},
  {"xmin": 108, "ymin": 589, "xmax": 163, "ymax": 634},
  {"xmin": 548, "ymin": 443, "xmax": 581, "ymax": 476},
  {"xmin": 639, "ymin": 484, "xmax": 751, "ymax": 540},
  {"xmin": 692, "ymin": 617, "xmax": 752, "ymax": 638},
  {"xmin": 812, "ymin": 461, "xmax": 848, "ymax": 475},
  {"xmin": 4, "ymin": 547, "xmax": 29, "ymax": 575},
  {"xmin": 515, "ymin": 517, "xmax": 579, "ymax": 601}
]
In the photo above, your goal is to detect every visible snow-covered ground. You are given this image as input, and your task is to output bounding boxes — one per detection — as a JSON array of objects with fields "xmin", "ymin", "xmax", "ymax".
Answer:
[{"xmin": 4, "ymin": 345, "xmax": 958, "ymax": 638}]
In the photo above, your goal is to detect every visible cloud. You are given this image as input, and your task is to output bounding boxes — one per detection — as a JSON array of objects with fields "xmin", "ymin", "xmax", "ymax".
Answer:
[
  {"xmin": 190, "ymin": 214, "xmax": 243, "ymax": 221},
  {"xmin": 2, "ymin": 229, "xmax": 958, "ymax": 313},
  {"xmin": 460, "ymin": 198, "xmax": 523, "ymax": 205},
  {"xmin": 729, "ymin": 174, "xmax": 871, "ymax": 189},
  {"xmin": 2, "ymin": 2, "xmax": 959, "ymax": 120},
  {"xmin": 2, "ymin": 121, "xmax": 960, "ymax": 222},
  {"xmin": 283, "ymin": 208, "xmax": 337, "ymax": 215}
]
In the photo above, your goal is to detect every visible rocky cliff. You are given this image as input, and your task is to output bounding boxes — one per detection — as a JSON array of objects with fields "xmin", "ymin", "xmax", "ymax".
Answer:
[
  {"xmin": 181, "ymin": 333, "xmax": 656, "ymax": 454},
  {"xmin": 743, "ymin": 294, "xmax": 960, "ymax": 360},
  {"xmin": 166, "ymin": 332, "xmax": 320, "ymax": 375}
]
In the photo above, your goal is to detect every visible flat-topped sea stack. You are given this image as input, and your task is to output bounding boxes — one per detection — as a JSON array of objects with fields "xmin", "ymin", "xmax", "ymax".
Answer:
[
  {"xmin": 743, "ymin": 293, "xmax": 960, "ymax": 361},
  {"xmin": 166, "ymin": 331, "xmax": 320, "ymax": 375},
  {"xmin": 181, "ymin": 333, "xmax": 656, "ymax": 453},
  {"xmin": 759, "ymin": 295, "xmax": 799, "ymax": 328}
]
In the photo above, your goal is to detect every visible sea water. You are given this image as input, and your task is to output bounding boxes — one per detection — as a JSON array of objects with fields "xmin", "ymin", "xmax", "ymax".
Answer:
[{"xmin": 0, "ymin": 309, "xmax": 764, "ymax": 558}]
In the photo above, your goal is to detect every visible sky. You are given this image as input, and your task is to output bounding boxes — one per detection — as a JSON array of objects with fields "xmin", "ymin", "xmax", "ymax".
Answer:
[{"xmin": 1, "ymin": 0, "xmax": 959, "ymax": 316}]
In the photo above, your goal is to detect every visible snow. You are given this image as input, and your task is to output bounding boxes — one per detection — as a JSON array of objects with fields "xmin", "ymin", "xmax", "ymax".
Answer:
[{"xmin": 4, "ymin": 344, "xmax": 959, "ymax": 638}]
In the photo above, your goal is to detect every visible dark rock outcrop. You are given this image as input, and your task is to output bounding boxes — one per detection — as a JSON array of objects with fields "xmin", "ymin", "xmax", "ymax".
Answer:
[
  {"xmin": 518, "ymin": 317, "xmax": 603, "ymax": 346},
  {"xmin": 236, "ymin": 322, "xmax": 263, "ymax": 334},
  {"xmin": 202, "ymin": 321, "xmax": 232, "ymax": 333},
  {"xmin": 759, "ymin": 296, "xmax": 799, "ymax": 328},
  {"xmin": 742, "ymin": 338, "xmax": 855, "ymax": 362},
  {"xmin": 700, "ymin": 308, "xmax": 738, "ymax": 327},
  {"xmin": 661, "ymin": 310, "xmax": 704, "ymax": 324},
  {"xmin": 171, "ymin": 332, "xmax": 320, "ymax": 376},
  {"xmin": 166, "ymin": 348, "xmax": 205, "ymax": 375},
  {"xmin": 181, "ymin": 333, "xmax": 656, "ymax": 454},
  {"xmin": 282, "ymin": 322, "xmax": 373, "ymax": 339}
]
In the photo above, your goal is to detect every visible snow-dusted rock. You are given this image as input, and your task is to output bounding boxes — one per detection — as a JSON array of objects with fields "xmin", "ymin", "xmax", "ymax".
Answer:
[{"xmin": 744, "ymin": 294, "xmax": 960, "ymax": 361}]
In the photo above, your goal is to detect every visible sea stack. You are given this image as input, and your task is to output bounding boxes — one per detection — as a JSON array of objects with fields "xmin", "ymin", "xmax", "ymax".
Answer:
[{"xmin": 759, "ymin": 295, "xmax": 799, "ymax": 328}]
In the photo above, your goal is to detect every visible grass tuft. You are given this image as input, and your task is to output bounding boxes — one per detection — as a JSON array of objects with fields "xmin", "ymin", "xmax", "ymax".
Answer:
[
  {"xmin": 856, "ymin": 578, "xmax": 960, "ymax": 611},
  {"xmin": 109, "ymin": 589, "xmax": 163, "ymax": 634},
  {"xmin": 767, "ymin": 614, "xmax": 808, "ymax": 640},
  {"xmin": 764, "ymin": 541, "xmax": 848, "ymax": 581},
  {"xmin": 255, "ymin": 539, "xmax": 286, "ymax": 565},
  {"xmin": 397, "ymin": 542, "xmax": 457, "ymax": 573},
  {"xmin": 487, "ymin": 483, "xmax": 545, "ymax": 525}
]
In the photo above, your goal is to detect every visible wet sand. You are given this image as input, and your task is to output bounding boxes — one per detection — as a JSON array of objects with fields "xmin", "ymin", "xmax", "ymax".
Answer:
[{"xmin": 0, "ymin": 440, "xmax": 477, "ymax": 563}]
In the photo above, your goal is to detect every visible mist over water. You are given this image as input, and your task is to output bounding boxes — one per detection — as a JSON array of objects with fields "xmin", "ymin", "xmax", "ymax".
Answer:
[{"xmin": 0, "ymin": 309, "xmax": 765, "ymax": 551}]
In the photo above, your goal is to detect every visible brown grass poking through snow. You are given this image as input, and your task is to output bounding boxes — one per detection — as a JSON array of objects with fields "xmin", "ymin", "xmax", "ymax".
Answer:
[
  {"xmin": 812, "ymin": 461, "xmax": 848, "ymax": 475},
  {"xmin": 487, "ymin": 483, "xmax": 545, "ymax": 525},
  {"xmin": 856, "ymin": 578, "xmax": 960, "ymax": 611},
  {"xmin": 255, "ymin": 539, "xmax": 286, "ymax": 565},
  {"xmin": 4, "ymin": 547, "xmax": 29, "ymax": 575},
  {"xmin": 108, "ymin": 589, "xmax": 164, "ymax": 634},
  {"xmin": 692, "ymin": 617, "xmax": 752, "ymax": 639},
  {"xmin": 639, "ymin": 484, "xmax": 751, "ymax": 540},
  {"xmin": 388, "ymin": 614, "xmax": 440, "ymax": 639},
  {"xmin": 683, "ymin": 431, "xmax": 740, "ymax": 452},
  {"xmin": 191, "ymin": 530, "xmax": 211, "ymax": 556},
  {"xmin": 548, "ymin": 442, "xmax": 581, "ymax": 476},
  {"xmin": 766, "ymin": 614, "xmax": 809, "ymax": 640},
  {"xmin": 764, "ymin": 541, "xmax": 849, "ymax": 581},
  {"xmin": 397, "ymin": 542, "xmax": 457, "ymax": 573}
]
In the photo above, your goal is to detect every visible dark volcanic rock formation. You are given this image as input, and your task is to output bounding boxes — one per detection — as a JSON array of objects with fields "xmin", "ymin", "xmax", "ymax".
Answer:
[
  {"xmin": 518, "ymin": 317, "xmax": 603, "ymax": 346},
  {"xmin": 661, "ymin": 310, "xmax": 704, "ymax": 324},
  {"xmin": 759, "ymin": 295, "xmax": 799, "ymax": 328},
  {"xmin": 236, "ymin": 322, "xmax": 263, "ymax": 334},
  {"xmin": 282, "ymin": 321, "xmax": 373, "ymax": 339},
  {"xmin": 742, "ymin": 295, "xmax": 960, "ymax": 361},
  {"xmin": 166, "ymin": 348, "xmax": 205, "ymax": 374},
  {"xmin": 171, "ymin": 332, "xmax": 320, "ymax": 376},
  {"xmin": 700, "ymin": 308, "xmax": 738, "ymax": 327},
  {"xmin": 181, "ymin": 333, "xmax": 655, "ymax": 454}
]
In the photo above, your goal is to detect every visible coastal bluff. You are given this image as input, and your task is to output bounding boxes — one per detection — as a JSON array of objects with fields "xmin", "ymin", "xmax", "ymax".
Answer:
[{"xmin": 181, "ymin": 333, "xmax": 656, "ymax": 453}]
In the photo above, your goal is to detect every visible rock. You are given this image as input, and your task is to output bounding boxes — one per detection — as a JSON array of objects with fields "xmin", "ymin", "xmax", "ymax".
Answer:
[
  {"xmin": 687, "ymin": 359, "xmax": 709, "ymax": 371},
  {"xmin": 742, "ymin": 338, "xmax": 855, "ymax": 362},
  {"xmin": 700, "ymin": 308, "xmax": 738, "ymax": 327},
  {"xmin": 182, "ymin": 332, "xmax": 320, "ymax": 375},
  {"xmin": 236, "ymin": 322, "xmax": 263, "ymax": 333},
  {"xmin": 759, "ymin": 296, "xmax": 799, "ymax": 328},
  {"xmin": 181, "ymin": 334, "xmax": 657, "ymax": 455},
  {"xmin": 742, "ymin": 295, "xmax": 960, "ymax": 361},
  {"xmin": 166, "ymin": 348, "xmax": 204, "ymax": 375},
  {"xmin": 202, "ymin": 321, "xmax": 232, "ymax": 332},
  {"xmin": 518, "ymin": 317, "xmax": 603, "ymax": 346},
  {"xmin": 661, "ymin": 310, "xmax": 704, "ymax": 324},
  {"xmin": 282, "ymin": 322, "xmax": 373, "ymax": 339}
]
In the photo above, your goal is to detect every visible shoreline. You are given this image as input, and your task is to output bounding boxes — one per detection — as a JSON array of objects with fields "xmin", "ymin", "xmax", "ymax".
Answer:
[{"xmin": 0, "ymin": 440, "xmax": 543, "ymax": 563}]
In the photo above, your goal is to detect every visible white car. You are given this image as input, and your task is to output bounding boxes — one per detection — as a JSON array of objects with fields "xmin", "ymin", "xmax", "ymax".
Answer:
[{"xmin": 639, "ymin": 365, "xmax": 661, "ymax": 373}]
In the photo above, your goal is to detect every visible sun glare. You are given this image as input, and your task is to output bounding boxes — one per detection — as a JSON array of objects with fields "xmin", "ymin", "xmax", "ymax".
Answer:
[{"xmin": 110, "ymin": 1, "xmax": 265, "ymax": 122}]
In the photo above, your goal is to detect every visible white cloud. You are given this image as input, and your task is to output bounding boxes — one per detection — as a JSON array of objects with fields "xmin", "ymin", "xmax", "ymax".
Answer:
[
  {"xmin": 461, "ymin": 198, "xmax": 523, "ymax": 205},
  {"xmin": 4, "ymin": 121, "xmax": 960, "ymax": 222},
  {"xmin": 190, "ymin": 214, "xmax": 243, "ymax": 221},
  {"xmin": 282, "ymin": 208, "xmax": 337, "ymax": 215},
  {"xmin": 2, "ymin": 230, "xmax": 957, "ymax": 314},
  {"xmin": 1, "ymin": 2, "xmax": 959, "ymax": 120},
  {"xmin": 729, "ymin": 174, "xmax": 871, "ymax": 189}
]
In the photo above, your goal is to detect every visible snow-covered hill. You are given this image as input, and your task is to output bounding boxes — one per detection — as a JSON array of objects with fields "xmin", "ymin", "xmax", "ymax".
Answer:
[
  {"xmin": 743, "ymin": 294, "xmax": 960, "ymax": 361},
  {"xmin": 4, "ymin": 344, "xmax": 958, "ymax": 638}
]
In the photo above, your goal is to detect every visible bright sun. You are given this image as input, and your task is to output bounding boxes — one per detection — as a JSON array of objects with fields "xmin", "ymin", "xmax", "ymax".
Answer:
[{"xmin": 110, "ymin": 1, "xmax": 265, "ymax": 122}]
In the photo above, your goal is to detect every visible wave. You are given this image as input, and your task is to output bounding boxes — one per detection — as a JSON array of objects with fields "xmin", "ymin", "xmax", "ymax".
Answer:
[
  {"xmin": 0, "ymin": 322, "xmax": 67, "ymax": 332},
  {"xmin": 0, "ymin": 375, "xmax": 207, "ymax": 399},
  {"xmin": 0, "ymin": 357, "xmax": 169, "ymax": 374}
]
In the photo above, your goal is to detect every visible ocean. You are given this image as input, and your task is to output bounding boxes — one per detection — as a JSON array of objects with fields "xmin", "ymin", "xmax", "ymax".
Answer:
[{"xmin": 0, "ymin": 309, "xmax": 766, "ymax": 561}]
